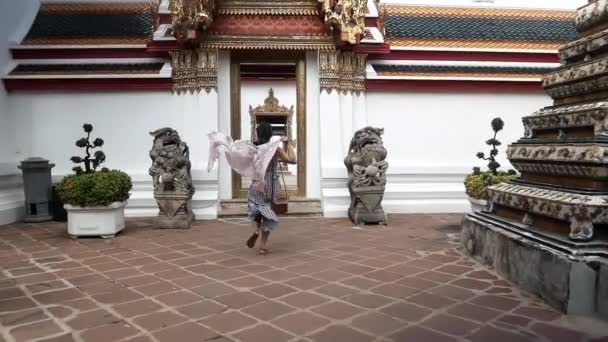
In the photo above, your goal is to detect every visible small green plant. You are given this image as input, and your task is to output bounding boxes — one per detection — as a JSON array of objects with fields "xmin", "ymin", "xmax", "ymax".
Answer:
[
  {"xmin": 465, "ymin": 172, "xmax": 517, "ymax": 200},
  {"xmin": 466, "ymin": 117, "xmax": 518, "ymax": 200},
  {"xmin": 58, "ymin": 169, "xmax": 132, "ymax": 207},
  {"xmin": 59, "ymin": 123, "xmax": 132, "ymax": 207},
  {"xmin": 476, "ymin": 118, "xmax": 505, "ymax": 175},
  {"xmin": 71, "ymin": 123, "xmax": 105, "ymax": 173}
]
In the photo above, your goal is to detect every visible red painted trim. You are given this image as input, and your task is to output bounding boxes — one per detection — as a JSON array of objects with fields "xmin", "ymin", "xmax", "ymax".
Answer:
[
  {"xmin": 374, "ymin": 50, "xmax": 560, "ymax": 63},
  {"xmin": 4, "ymin": 78, "xmax": 173, "ymax": 92},
  {"xmin": 366, "ymin": 79, "xmax": 544, "ymax": 92},
  {"xmin": 159, "ymin": 14, "xmax": 171, "ymax": 25},
  {"xmin": 355, "ymin": 43, "xmax": 391, "ymax": 55},
  {"xmin": 365, "ymin": 17, "xmax": 379, "ymax": 27},
  {"xmin": 11, "ymin": 48, "xmax": 167, "ymax": 59},
  {"xmin": 146, "ymin": 40, "xmax": 181, "ymax": 53}
]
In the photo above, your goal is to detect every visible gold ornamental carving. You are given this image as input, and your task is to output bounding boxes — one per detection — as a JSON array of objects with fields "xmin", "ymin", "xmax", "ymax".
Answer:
[
  {"xmin": 249, "ymin": 89, "xmax": 295, "ymax": 144},
  {"xmin": 169, "ymin": 0, "xmax": 215, "ymax": 43},
  {"xmin": 319, "ymin": 0, "xmax": 368, "ymax": 45},
  {"xmin": 320, "ymin": 51, "xmax": 367, "ymax": 95},
  {"xmin": 170, "ymin": 48, "xmax": 217, "ymax": 94}
]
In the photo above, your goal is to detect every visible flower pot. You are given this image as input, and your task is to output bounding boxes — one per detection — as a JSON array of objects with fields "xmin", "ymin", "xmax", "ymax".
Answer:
[
  {"xmin": 64, "ymin": 201, "xmax": 126, "ymax": 239},
  {"xmin": 468, "ymin": 196, "xmax": 487, "ymax": 213}
]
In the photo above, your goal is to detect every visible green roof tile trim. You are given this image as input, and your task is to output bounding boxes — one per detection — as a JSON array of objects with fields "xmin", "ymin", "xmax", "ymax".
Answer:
[
  {"xmin": 373, "ymin": 65, "xmax": 556, "ymax": 74},
  {"xmin": 385, "ymin": 16, "xmax": 576, "ymax": 42},
  {"xmin": 11, "ymin": 63, "xmax": 165, "ymax": 75},
  {"xmin": 24, "ymin": 12, "xmax": 153, "ymax": 39}
]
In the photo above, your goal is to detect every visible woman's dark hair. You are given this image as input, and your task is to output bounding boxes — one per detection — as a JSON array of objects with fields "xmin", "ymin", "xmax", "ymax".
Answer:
[{"xmin": 255, "ymin": 121, "xmax": 273, "ymax": 145}]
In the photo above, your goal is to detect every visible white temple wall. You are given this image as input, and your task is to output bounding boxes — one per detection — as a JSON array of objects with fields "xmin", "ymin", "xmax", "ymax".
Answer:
[
  {"xmin": 5, "ymin": 91, "xmax": 220, "ymax": 221},
  {"xmin": 0, "ymin": 0, "xmax": 40, "ymax": 225},
  {"xmin": 321, "ymin": 89, "xmax": 553, "ymax": 216}
]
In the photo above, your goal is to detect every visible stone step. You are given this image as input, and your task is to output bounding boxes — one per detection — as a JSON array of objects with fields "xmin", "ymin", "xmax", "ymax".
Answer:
[{"xmin": 219, "ymin": 198, "xmax": 322, "ymax": 218}]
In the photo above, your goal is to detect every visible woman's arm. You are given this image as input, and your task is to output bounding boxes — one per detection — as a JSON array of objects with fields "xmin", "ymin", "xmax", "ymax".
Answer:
[{"xmin": 276, "ymin": 139, "xmax": 296, "ymax": 164}]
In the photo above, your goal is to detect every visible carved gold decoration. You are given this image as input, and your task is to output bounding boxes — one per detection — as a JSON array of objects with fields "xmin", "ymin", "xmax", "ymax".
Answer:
[
  {"xmin": 169, "ymin": 0, "xmax": 215, "ymax": 42},
  {"xmin": 217, "ymin": 0, "xmax": 319, "ymax": 15},
  {"xmin": 250, "ymin": 89, "xmax": 295, "ymax": 144},
  {"xmin": 170, "ymin": 48, "xmax": 217, "ymax": 94},
  {"xmin": 319, "ymin": 51, "xmax": 367, "ymax": 95},
  {"xmin": 200, "ymin": 37, "xmax": 335, "ymax": 51},
  {"xmin": 319, "ymin": 0, "xmax": 367, "ymax": 45}
]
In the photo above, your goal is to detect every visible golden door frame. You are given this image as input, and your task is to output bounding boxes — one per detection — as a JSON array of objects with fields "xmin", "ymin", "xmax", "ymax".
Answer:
[{"xmin": 230, "ymin": 51, "xmax": 307, "ymax": 199}]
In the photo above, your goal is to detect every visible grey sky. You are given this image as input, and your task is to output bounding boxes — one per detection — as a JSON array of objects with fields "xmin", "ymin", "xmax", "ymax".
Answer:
[{"xmin": 381, "ymin": 0, "xmax": 587, "ymax": 10}]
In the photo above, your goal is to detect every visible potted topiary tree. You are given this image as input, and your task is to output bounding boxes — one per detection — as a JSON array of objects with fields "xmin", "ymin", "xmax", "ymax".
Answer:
[
  {"xmin": 58, "ymin": 124, "xmax": 132, "ymax": 238},
  {"xmin": 465, "ymin": 118, "xmax": 518, "ymax": 212}
]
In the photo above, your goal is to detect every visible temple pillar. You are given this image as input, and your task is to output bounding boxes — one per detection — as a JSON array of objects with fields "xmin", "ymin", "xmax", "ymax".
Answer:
[
  {"xmin": 306, "ymin": 51, "xmax": 322, "ymax": 199},
  {"xmin": 339, "ymin": 92, "xmax": 353, "ymax": 154},
  {"xmin": 217, "ymin": 50, "xmax": 232, "ymax": 200},
  {"xmin": 352, "ymin": 93, "xmax": 367, "ymax": 131}
]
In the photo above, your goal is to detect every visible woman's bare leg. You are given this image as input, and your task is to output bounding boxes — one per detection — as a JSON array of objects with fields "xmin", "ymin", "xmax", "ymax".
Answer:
[{"xmin": 259, "ymin": 231, "xmax": 270, "ymax": 254}]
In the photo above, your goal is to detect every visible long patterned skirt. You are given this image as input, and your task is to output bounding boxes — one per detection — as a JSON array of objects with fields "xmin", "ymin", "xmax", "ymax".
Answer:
[{"xmin": 247, "ymin": 170, "xmax": 279, "ymax": 232}]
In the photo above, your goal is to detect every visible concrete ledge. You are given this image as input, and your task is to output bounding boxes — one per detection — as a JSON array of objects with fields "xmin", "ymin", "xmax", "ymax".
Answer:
[
  {"xmin": 0, "ymin": 167, "xmax": 24, "ymax": 226},
  {"xmin": 461, "ymin": 213, "xmax": 608, "ymax": 318}
]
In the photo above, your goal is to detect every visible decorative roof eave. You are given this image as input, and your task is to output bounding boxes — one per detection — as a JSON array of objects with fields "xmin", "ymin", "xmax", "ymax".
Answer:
[
  {"xmin": 216, "ymin": 0, "xmax": 319, "ymax": 16},
  {"xmin": 200, "ymin": 36, "xmax": 336, "ymax": 51}
]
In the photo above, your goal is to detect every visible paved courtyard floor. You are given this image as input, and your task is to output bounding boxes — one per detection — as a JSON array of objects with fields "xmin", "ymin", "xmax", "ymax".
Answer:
[{"xmin": 1, "ymin": 214, "xmax": 607, "ymax": 342}]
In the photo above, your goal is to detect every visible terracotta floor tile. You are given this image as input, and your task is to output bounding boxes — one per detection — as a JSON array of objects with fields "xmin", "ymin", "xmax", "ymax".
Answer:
[
  {"xmin": 312, "ymin": 301, "xmax": 366, "ymax": 320},
  {"xmin": 343, "ymin": 293, "xmax": 393, "ymax": 309},
  {"xmin": 0, "ymin": 215, "xmax": 598, "ymax": 341},
  {"xmin": 390, "ymin": 326, "xmax": 458, "ymax": 342},
  {"xmin": 242, "ymin": 300, "xmax": 297, "ymax": 321},
  {"xmin": 279, "ymin": 292, "xmax": 330, "ymax": 309},
  {"xmin": 153, "ymin": 322, "xmax": 218, "ymax": 342},
  {"xmin": 272, "ymin": 311, "xmax": 330, "ymax": 335},
  {"xmin": 381, "ymin": 302, "xmax": 432, "ymax": 322},
  {"xmin": 309, "ymin": 325, "xmax": 374, "ymax": 342},
  {"xmin": 407, "ymin": 292, "xmax": 456, "ymax": 309},
  {"xmin": 199, "ymin": 311, "xmax": 257, "ymax": 334},
  {"xmin": 252, "ymin": 283, "xmax": 298, "ymax": 299},
  {"xmin": 133, "ymin": 311, "xmax": 187, "ymax": 331},
  {"xmin": 9, "ymin": 320, "xmax": 64, "ymax": 341},
  {"xmin": 351, "ymin": 312, "xmax": 403, "ymax": 335},
  {"xmin": 79, "ymin": 322, "xmax": 140, "ymax": 342},
  {"xmin": 448, "ymin": 303, "xmax": 502, "ymax": 322},
  {"xmin": 233, "ymin": 324, "xmax": 294, "ymax": 342},
  {"xmin": 468, "ymin": 326, "xmax": 534, "ymax": 342},
  {"xmin": 421, "ymin": 313, "xmax": 480, "ymax": 336},
  {"xmin": 214, "ymin": 291, "xmax": 265, "ymax": 309},
  {"xmin": 113, "ymin": 299, "xmax": 163, "ymax": 318},
  {"xmin": 175, "ymin": 300, "xmax": 226, "ymax": 319},
  {"xmin": 283, "ymin": 276, "xmax": 326, "ymax": 290}
]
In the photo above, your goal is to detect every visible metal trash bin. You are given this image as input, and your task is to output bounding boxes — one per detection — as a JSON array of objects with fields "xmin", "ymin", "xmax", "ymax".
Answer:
[{"xmin": 18, "ymin": 158, "xmax": 55, "ymax": 223}]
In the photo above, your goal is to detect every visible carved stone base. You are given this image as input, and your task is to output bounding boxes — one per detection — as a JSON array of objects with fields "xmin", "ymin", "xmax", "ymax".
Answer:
[
  {"xmin": 461, "ymin": 213, "xmax": 608, "ymax": 318},
  {"xmin": 154, "ymin": 192, "xmax": 194, "ymax": 229},
  {"xmin": 348, "ymin": 187, "xmax": 387, "ymax": 225}
]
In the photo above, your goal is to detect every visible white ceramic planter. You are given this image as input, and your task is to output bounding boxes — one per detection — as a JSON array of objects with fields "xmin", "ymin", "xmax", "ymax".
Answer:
[
  {"xmin": 64, "ymin": 201, "xmax": 126, "ymax": 239},
  {"xmin": 468, "ymin": 196, "xmax": 487, "ymax": 213}
]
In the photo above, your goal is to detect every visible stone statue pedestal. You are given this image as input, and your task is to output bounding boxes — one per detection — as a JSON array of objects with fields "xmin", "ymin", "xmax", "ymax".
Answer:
[
  {"xmin": 349, "ymin": 186, "xmax": 387, "ymax": 225},
  {"xmin": 154, "ymin": 192, "xmax": 194, "ymax": 229}
]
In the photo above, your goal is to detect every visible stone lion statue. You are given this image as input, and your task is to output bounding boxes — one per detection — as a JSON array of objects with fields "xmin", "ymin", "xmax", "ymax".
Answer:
[
  {"xmin": 344, "ymin": 127, "xmax": 389, "ymax": 225},
  {"xmin": 149, "ymin": 128, "xmax": 193, "ymax": 194}
]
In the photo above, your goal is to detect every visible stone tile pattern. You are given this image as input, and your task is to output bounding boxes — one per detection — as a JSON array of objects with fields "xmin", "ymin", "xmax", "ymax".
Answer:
[{"xmin": 0, "ymin": 215, "xmax": 603, "ymax": 342}]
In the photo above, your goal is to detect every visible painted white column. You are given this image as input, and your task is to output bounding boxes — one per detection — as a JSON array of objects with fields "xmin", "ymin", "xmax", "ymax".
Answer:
[
  {"xmin": 305, "ymin": 51, "xmax": 321, "ymax": 199},
  {"xmin": 352, "ymin": 92, "xmax": 368, "ymax": 131},
  {"xmin": 217, "ymin": 50, "xmax": 232, "ymax": 200},
  {"xmin": 339, "ymin": 92, "xmax": 353, "ymax": 154},
  {"xmin": 319, "ymin": 90, "xmax": 342, "ymax": 178}
]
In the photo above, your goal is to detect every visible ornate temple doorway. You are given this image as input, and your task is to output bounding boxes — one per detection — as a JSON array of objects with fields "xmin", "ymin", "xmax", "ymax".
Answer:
[{"xmin": 230, "ymin": 52, "xmax": 307, "ymax": 199}]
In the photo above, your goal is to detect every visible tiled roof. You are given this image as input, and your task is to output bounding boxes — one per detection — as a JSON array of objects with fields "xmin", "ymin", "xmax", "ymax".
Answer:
[
  {"xmin": 9, "ymin": 63, "xmax": 164, "ymax": 76},
  {"xmin": 21, "ymin": 2, "xmax": 153, "ymax": 46},
  {"xmin": 373, "ymin": 64, "xmax": 555, "ymax": 79},
  {"xmin": 384, "ymin": 5, "xmax": 577, "ymax": 51}
]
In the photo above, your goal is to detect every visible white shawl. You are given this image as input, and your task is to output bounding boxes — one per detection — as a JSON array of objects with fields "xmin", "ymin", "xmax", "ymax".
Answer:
[{"xmin": 207, "ymin": 131, "xmax": 280, "ymax": 192}]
